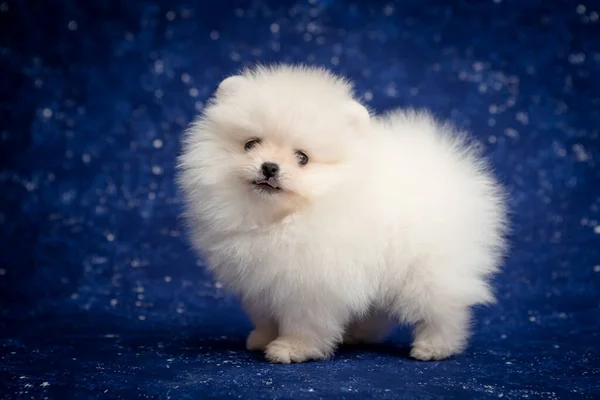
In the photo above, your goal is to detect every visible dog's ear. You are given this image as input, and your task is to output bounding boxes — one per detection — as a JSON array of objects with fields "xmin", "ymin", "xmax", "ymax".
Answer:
[
  {"xmin": 346, "ymin": 100, "xmax": 371, "ymax": 134},
  {"xmin": 215, "ymin": 75, "xmax": 245, "ymax": 98}
]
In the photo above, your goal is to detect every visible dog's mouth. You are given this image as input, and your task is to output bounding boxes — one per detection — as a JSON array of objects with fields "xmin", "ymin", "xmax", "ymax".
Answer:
[{"xmin": 252, "ymin": 177, "xmax": 282, "ymax": 193}]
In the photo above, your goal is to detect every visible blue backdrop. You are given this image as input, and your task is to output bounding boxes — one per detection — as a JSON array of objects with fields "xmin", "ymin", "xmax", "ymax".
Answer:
[{"xmin": 1, "ymin": 0, "xmax": 599, "ymax": 398}]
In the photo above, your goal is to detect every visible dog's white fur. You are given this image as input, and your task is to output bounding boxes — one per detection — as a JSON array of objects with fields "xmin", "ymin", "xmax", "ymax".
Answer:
[{"xmin": 177, "ymin": 64, "xmax": 508, "ymax": 363}]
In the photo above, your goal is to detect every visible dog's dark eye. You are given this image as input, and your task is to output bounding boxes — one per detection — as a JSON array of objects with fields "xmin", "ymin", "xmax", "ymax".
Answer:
[
  {"xmin": 295, "ymin": 151, "xmax": 309, "ymax": 166},
  {"xmin": 244, "ymin": 139, "xmax": 260, "ymax": 151}
]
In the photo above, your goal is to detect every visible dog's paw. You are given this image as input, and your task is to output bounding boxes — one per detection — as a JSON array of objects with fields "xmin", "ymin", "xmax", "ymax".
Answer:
[
  {"xmin": 246, "ymin": 329, "xmax": 276, "ymax": 351},
  {"xmin": 410, "ymin": 341, "xmax": 457, "ymax": 361},
  {"xmin": 265, "ymin": 338, "xmax": 328, "ymax": 364}
]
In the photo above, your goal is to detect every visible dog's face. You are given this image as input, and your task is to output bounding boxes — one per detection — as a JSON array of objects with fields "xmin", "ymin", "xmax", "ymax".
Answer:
[{"xmin": 183, "ymin": 68, "xmax": 370, "ymax": 225}]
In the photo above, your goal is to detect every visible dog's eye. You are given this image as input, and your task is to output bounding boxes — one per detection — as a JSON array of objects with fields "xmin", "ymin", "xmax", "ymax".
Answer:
[
  {"xmin": 295, "ymin": 151, "xmax": 309, "ymax": 166},
  {"xmin": 244, "ymin": 139, "xmax": 260, "ymax": 151}
]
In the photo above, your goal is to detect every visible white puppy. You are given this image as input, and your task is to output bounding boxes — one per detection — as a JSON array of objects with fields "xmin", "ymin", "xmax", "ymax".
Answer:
[{"xmin": 177, "ymin": 64, "xmax": 508, "ymax": 363}]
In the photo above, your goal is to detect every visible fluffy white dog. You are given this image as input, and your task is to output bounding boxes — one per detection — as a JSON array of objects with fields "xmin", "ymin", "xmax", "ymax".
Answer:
[{"xmin": 177, "ymin": 64, "xmax": 508, "ymax": 363}]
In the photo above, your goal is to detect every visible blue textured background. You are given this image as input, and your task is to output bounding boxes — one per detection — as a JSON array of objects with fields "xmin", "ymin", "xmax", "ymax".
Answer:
[{"xmin": 1, "ymin": 0, "xmax": 600, "ymax": 398}]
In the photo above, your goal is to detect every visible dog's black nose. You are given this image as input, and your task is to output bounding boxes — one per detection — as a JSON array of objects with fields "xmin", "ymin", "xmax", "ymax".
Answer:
[{"xmin": 261, "ymin": 162, "xmax": 280, "ymax": 178}]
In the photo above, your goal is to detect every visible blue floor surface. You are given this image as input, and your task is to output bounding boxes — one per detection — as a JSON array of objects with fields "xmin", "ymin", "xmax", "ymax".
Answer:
[{"xmin": 1, "ymin": 0, "xmax": 599, "ymax": 398}]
